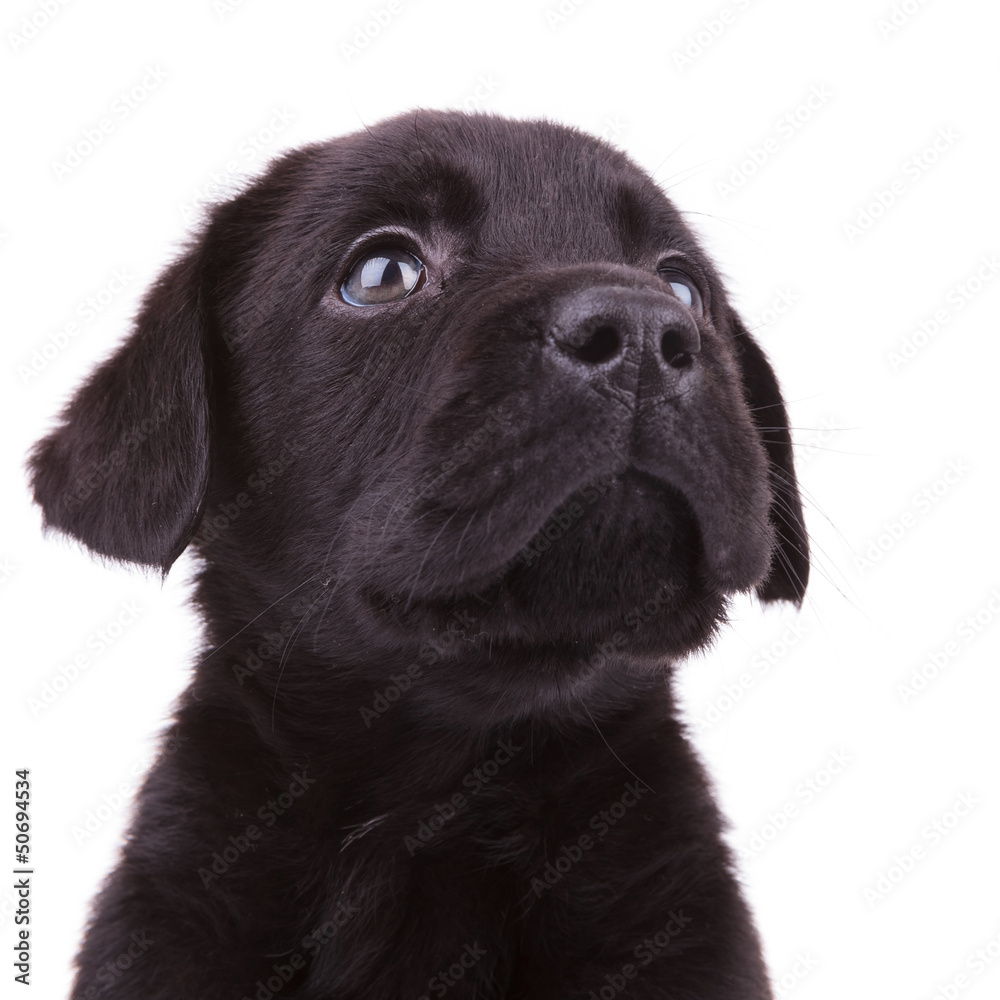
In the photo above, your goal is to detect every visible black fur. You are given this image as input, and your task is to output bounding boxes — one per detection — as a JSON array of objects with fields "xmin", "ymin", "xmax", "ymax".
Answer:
[{"xmin": 31, "ymin": 111, "xmax": 808, "ymax": 1000}]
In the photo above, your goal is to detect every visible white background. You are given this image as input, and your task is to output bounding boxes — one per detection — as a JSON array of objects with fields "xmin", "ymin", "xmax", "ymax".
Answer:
[{"xmin": 2, "ymin": 0, "xmax": 999, "ymax": 997}]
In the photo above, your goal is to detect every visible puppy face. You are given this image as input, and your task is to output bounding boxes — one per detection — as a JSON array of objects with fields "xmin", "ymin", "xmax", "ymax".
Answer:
[{"xmin": 31, "ymin": 111, "xmax": 807, "ymax": 719}]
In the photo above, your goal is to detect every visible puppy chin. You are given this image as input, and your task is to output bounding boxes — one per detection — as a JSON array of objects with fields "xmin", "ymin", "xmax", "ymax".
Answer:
[{"xmin": 356, "ymin": 470, "xmax": 740, "ymax": 661}]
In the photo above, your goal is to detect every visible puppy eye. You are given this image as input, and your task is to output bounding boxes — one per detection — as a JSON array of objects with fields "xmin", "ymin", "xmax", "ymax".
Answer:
[
  {"xmin": 657, "ymin": 267, "xmax": 703, "ymax": 315},
  {"xmin": 341, "ymin": 248, "xmax": 427, "ymax": 306}
]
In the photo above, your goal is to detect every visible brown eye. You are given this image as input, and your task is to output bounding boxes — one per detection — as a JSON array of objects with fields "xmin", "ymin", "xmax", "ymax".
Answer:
[
  {"xmin": 657, "ymin": 267, "xmax": 704, "ymax": 316},
  {"xmin": 341, "ymin": 248, "xmax": 426, "ymax": 306}
]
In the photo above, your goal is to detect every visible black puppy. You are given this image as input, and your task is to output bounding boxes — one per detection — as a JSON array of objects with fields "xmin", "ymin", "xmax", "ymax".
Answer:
[{"xmin": 32, "ymin": 111, "xmax": 808, "ymax": 1000}]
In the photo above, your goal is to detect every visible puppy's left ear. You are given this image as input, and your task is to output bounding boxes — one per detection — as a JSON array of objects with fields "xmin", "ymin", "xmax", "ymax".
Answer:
[
  {"xmin": 730, "ymin": 311, "xmax": 809, "ymax": 605},
  {"xmin": 28, "ymin": 250, "xmax": 211, "ymax": 573}
]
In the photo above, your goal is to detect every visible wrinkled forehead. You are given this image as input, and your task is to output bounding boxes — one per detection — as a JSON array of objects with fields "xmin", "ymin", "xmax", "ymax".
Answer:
[{"xmin": 313, "ymin": 112, "xmax": 707, "ymax": 267}]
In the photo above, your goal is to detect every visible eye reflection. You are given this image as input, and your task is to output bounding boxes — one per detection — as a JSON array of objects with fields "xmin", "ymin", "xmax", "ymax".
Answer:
[
  {"xmin": 342, "ymin": 248, "xmax": 426, "ymax": 306},
  {"xmin": 657, "ymin": 267, "xmax": 703, "ymax": 316}
]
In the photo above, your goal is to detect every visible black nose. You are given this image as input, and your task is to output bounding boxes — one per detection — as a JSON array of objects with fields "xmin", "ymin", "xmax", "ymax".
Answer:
[{"xmin": 547, "ymin": 286, "xmax": 701, "ymax": 394}]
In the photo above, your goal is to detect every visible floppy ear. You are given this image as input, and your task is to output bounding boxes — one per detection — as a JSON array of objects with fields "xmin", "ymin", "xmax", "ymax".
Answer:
[
  {"xmin": 730, "ymin": 311, "xmax": 809, "ymax": 605},
  {"xmin": 28, "ymin": 250, "xmax": 210, "ymax": 573}
]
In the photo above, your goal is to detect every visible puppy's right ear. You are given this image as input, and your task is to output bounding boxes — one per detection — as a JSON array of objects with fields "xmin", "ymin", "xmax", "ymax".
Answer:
[{"xmin": 29, "ymin": 250, "xmax": 211, "ymax": 573}]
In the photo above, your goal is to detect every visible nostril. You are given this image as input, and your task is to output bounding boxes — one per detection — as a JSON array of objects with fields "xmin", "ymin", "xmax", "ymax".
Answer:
[
  {"xmin": 661, "ymin": 327, "xmax": 700, "ymax": 369},
  {"xmin": 570, "ymin": 324, "xmax": 620, "ymax": 365}
]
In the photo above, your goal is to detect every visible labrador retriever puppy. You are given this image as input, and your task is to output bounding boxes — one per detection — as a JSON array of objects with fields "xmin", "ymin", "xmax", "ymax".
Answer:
[{"xmin": 31, "ymin": 110, "xmax": 808, "ymax": 1000}]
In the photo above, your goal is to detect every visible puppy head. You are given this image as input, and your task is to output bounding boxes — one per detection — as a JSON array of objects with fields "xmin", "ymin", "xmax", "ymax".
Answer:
[{"xmin": 30, "ymin": 111, "xmax": 808, "ymax": 703}]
